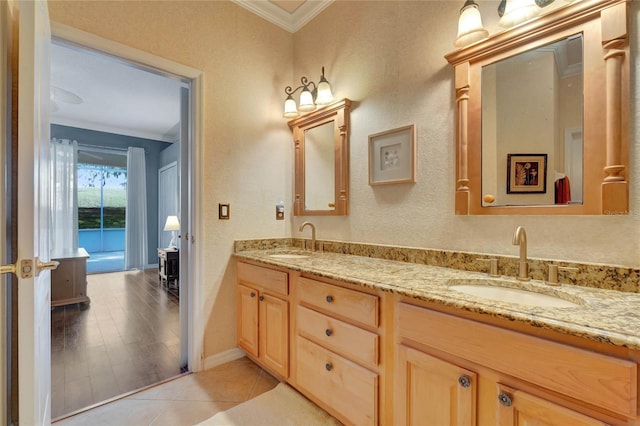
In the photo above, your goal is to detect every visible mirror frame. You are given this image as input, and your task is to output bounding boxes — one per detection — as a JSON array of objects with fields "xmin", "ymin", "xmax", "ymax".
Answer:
[
  {"xmin": 288, "ymin": 98, "xmax": 351, "ymax": 216},
  {"xmin": 445, "ymin": 0, "xmax": 629, "ymax": 215}
]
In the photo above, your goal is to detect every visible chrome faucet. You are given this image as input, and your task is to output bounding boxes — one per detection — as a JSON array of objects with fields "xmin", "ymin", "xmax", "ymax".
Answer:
[
  {"xmin": 299, "ymin": 221, "xmax": 316, "ymax": 251},
  {"xmin": 512, "ymin": 226, "xmax": 529, "ymax": 281}
]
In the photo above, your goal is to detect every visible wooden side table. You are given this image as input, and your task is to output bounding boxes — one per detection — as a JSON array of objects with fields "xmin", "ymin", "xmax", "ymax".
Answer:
[
  {"xmin": 158, "ymin": 248, "xmax": 179, "ymax": 293},
  {"xmin": 51, "ymin": 248, "xmax": 91, "ymax": 307}
]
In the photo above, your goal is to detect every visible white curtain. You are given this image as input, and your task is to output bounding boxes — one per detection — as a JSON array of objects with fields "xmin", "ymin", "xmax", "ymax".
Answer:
[
  {"xmin": 50, "ymin": 138, "xmax": 78, "ymax": 255},
  {"xmin": 124, "ymin": 147, "xmax": 148, "ymax": 270}
]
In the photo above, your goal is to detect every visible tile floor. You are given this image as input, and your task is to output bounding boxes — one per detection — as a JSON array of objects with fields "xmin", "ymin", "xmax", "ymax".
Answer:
[
  {"xmin": 52, "ymin": 269, "xmax": 181, "ymax": 419},
  {"xmin": 54, "ymin": 357, "xmax": 280, "ymax": 425}
]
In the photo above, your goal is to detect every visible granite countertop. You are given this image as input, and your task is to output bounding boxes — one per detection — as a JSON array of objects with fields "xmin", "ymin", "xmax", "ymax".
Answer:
[{"xmin": 234, "ymin": 248, "xmax": 640, "ymax": 350}]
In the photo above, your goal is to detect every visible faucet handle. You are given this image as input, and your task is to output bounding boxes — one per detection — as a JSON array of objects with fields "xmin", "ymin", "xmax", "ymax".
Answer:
[
  {"xmin": 478, "ymin": 258, "xmax": 499, "ymax": 277},
  {"xmin": 547, "ymin": 264, "xmax": 579, "ymax": 286}
]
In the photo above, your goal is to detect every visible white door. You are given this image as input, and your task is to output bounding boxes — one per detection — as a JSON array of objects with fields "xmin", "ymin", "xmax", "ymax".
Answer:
[
  {"xmin": 16, "ymin": 1, "xmax": 54, "ymax": 424},
  {"xmin": 158, "ymin": 162, "xmax": 178, "ymax": 249},
  {"xmin": 0, "ymin": 1, "xmax": 9, "ymax": 422}
]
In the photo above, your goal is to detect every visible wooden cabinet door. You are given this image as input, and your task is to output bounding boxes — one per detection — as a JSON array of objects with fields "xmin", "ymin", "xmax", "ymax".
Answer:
[
  {"xmin": 259, "ymin": 293, "xmax": 289, "ymax": 378},
  {"xmin": 237, "ymin": 284, "xmax": 259, "ymax": 357},
  {"xmin": 396, "ymin": 345, "xmax": 477, "ymax": 426},
  {"xmin": 496, "ymin": 385, "xmax": 607, "ymax": 426}
]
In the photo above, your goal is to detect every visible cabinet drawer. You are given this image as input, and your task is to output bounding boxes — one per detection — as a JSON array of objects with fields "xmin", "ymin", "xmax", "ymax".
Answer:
[
  {"xmin": 298, "ymin": 277, "xmax": 378, "ymax": 328},
  {"xmin": 237, "ymin": 262, "xmax": 288, "ymax": 296},
  {"xmin": 398, "ymin": 303, "xmax": 637, "ymax": 418},
  {"xmin": 297, "ymin": 305, "xmax": 379, "ymax": 368},
  {"xmin": 297, "ymin": 336, "xmax": 378, "ymax": 426}
]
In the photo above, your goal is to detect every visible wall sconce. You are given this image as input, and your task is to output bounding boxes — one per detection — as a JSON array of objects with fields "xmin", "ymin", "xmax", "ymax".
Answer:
[
  {"xmin": 454, "ymin": 0, "xmax": 489, "ymax": 48},
  {"xmin": 164, "ymin": 215, "xmax": 180, "ymax": 249},
  {"xmin": 283, "ymin": 67, "xmax": 334, "ymax": 118},
  {"xmin": 498, "ymin": 0, "xmax": 540, "ymax": 28}
]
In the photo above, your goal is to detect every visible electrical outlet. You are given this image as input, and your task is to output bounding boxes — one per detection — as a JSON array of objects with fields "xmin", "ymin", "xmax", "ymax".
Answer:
[{"xmin": 276, "ymin": 203, "xmax": 284, "ymax": 220}]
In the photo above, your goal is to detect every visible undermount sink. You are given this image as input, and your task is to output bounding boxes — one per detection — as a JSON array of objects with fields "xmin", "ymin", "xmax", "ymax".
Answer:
[
  {"xmin": 450, "ymin": 281, "xmax": 580, "ymax": 308},
  {"xmin": 268, "ymin": 253, "xmax": 311, "ymax": 259}
]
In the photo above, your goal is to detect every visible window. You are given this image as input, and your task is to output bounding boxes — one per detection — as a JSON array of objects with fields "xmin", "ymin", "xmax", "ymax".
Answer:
[{"xmin": 78, "ymin": 163, "xmax": 127, "ymax": 230}]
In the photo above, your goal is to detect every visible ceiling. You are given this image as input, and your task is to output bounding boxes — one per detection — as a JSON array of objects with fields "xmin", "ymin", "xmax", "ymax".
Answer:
[
  {"xmin": 231, "ymin": 0, "xmax": 333, "ymax": 33},
  {"xmin": 50, "ymin": 1, "xmax": 331, "ymax": 144}
]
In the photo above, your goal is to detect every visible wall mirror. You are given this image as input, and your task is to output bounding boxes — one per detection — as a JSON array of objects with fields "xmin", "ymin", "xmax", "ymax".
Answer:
[
  {"xmin": 288, "ymin": 99, "xmax": 351, "ymax": 216},
  {"xmin": 445, "ymin": 0, "xmax": 629, "ymax": 215}
]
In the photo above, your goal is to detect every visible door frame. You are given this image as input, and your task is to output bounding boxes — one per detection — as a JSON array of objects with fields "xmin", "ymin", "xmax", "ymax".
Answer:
[{"xmin": 50, "ymin": 22, "xmax": 205, "ymax": 371}]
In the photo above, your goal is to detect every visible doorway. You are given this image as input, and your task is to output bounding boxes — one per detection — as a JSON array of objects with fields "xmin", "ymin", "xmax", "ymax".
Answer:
[{"xmin": 49, "ymin": 36, "xmax": 193, "ymax": 419}]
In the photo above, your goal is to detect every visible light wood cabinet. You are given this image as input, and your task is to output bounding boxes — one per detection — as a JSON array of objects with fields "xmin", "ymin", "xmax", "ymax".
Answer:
[
  {"xmin": 396, "ymin": 302, "xmax": 638, "ymax": 426},
  {"xmin": 395, "ymin": 344, "xmax": 476, "ymax": 426},
  {"xmin": 295, "ymin": 276, "xmax": 381, "ymax": 426},
  {"xmin": 236, "ymin": 262, "xmax": 289, "ymax": 379},
  {"xmin": 496, "ymin": 384, "xmax": 607, "ymax": 426}
]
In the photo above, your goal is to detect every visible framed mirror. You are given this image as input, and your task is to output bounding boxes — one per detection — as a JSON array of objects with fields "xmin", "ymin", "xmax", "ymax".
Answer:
[
  {"xmin": 445, "ymin": 0, "xmax": 629, "ymax": 215},
  {"xmin": 288, "ymin": 99, "xmax": 351, "ymax": 216}
]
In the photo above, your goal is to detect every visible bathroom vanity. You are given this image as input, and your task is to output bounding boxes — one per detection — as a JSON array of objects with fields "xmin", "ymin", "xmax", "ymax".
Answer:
[{"xmin": 235, "ymin": 247, "xmax": 640, "ymax": 426}]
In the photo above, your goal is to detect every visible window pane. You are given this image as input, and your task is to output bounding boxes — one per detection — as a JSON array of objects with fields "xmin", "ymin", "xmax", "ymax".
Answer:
[
  {"xmin": 77, "ymin": 164, "xmax": 101, "ymax": 230},
  {"xmin": 103, "ymin": 167, "xmax": 127, "ymax": 228},
  {"xmin": 77, "ymin": 163, "xmax": 127, "ymax": 229}
]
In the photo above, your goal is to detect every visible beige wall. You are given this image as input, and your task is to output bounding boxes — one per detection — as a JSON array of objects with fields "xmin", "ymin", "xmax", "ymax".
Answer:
[
  {"xmin": 48, "ymin": 0, "xmax": 295, "ymax": 358},
  {"xmin": 292, "ymin": 0, "xmax": 640, "ymax": 268},
  {"xmin": 48, "ymin": 1, "xmax": 640, "ymax": 362}
]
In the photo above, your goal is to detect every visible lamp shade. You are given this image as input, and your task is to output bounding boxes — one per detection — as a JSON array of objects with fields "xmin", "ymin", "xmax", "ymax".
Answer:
[
  {"xmin": 315, "ymin": 75, "xmax": 334, "ymax": 105},
  {"xmin": 283, "ymin": 96, "xmax": 299, "ymax": 118},
  {"xmin": 164, "ymin": 215, "xmax": 180, "ymax": 232},
  {"xmin": 498, "ymin": 0, "xmax": 540, "ymax": 28},
  {"xmin": 454, "ymin": 0, "xmax": 489, "ymax": 48},
  {"xmin": 298, "ymin": 89, "xmax": 316, "ymax": 112}
]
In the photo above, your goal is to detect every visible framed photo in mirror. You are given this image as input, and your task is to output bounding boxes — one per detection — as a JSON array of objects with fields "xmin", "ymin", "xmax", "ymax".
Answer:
[
  {"xmin": 368, "ymin": 124, "xmax": 416, "ymax": 186},
  {"xmin": 507, "ymin": 153, "xmax": 547, "ymax": 194}
]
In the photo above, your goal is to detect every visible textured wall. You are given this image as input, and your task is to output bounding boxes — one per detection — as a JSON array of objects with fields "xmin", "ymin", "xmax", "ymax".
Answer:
[
  {"xmin": 292, "ymin": 1, "xmax": 640, "ymax": 268},
  {"xmin": 48, "ymin": 0, "xmax": 294, "ymax": 358}
]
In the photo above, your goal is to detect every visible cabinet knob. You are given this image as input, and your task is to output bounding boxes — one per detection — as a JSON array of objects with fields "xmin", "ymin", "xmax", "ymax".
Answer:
[
  {"xmin": 250, "ymin": 292, "xmax": 256, "ymax": 298},
  {"xmin": 325, "ymin": 362, "xmax": 333, "ymax": 371},
  {"xmin": 498, "ymin": 393, "xmax": 512, "ymax": 407},
  {"xmin": 326, "ymin": 295, "xmax": 334, "ymax": 303},
  {"xmin": 325, "ymin": 328, "xmax": 333, "ymax": 337},
  {"xmin": 458, "ymin": 375, "xmax": 471, "ymax": 388},
  {"xmin": 259, "ymin": 295, "xmax": 264, "ymax": 301}
]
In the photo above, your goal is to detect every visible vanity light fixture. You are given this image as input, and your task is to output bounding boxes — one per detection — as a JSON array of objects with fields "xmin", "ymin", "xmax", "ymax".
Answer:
[
  {"xmin": 454, "ymin": 0, "xmax": 489, "ymax": 48},
  {"xmin": 283, "ymin": 67, "xmax": 334, "ymax": 118},
  {"xmin": 498, "ymin": 0, "xmax": 540, "ymax": 28}
]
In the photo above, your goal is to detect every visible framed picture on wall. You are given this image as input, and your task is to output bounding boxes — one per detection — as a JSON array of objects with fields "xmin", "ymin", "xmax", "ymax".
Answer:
[
  {"xmin": 368, "ymin": 124, "xmax": 416, "ymax": 186},
  {"xmin": 507, "ymin": 153, "xmax": 547, "ymax": 194}
]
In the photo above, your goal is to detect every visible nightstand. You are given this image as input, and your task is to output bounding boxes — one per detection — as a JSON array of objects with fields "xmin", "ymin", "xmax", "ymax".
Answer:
[{"xmin": 158, "ymin": 248, "xmax": 179, "ymax": 294}]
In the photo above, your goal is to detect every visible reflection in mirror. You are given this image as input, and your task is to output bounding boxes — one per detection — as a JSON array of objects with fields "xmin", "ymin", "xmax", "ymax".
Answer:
[
  {"xmin": 304, "ymin": 122, "xmax": 335, "ymax": 211},
  {"xmin": 481, "ymin": 34, "xmax": 583, "ymax": 207}
]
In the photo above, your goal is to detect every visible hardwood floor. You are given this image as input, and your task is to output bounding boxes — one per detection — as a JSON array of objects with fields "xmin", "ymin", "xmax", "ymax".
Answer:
[{"xmin": 51, "ymin": 269, "xmax": 182, "ymax": 419}]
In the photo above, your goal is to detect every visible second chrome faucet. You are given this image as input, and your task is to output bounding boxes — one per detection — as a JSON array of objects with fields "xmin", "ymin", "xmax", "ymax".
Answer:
[{"xmin": 512, "ymin": 226, "xmax": 529, "ymax": 281}]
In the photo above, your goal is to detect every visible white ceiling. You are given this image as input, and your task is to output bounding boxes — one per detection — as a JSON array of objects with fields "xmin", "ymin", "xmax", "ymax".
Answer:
[
  {"xmin": 231, "ymin": 0, "xmax": 333, "ymax": 33},
  {"xmin": 50, "ymin": 42, "xmax": 184, "ymax": 143},
  {"xmin": 50, "ymin": 1, "xmax": 331, "ymax": 143}
]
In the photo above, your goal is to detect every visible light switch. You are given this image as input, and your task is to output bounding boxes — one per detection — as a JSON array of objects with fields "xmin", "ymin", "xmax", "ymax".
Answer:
[{"xmin": 219, "ymin": 203, "xmax": 229, "ymax": 220}]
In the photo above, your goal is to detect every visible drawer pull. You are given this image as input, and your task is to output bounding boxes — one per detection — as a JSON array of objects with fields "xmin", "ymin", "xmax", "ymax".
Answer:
[
  {"xmin": 250, "ymin": 292, "xmax": 256, "ymax": 298},
  {"xmin": 259, "ymin": 295, "xmax": 264, "ymax": 301},
  {"xmin": 325, "ymin": 328, "xmax": 333, "ymax": 337},
  {"xmin": 326, "ymin": 295, "xmax": 334, "ymax": 303},
  {"xmin": 325, "ymin": 362, "xmax": 333, "ymax": 371},
  {"xmin": 498, "ymin": 393, "xmax": 512, "ymax": 407},
  {"xmin": 458, "ymin": 375, "xmax": 471, "ymax": 388}
]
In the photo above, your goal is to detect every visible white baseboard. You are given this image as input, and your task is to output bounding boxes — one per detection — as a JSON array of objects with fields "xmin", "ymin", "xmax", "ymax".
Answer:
[{"xmin": 203, "ymin": 347, "xmax": 246, "ymax": 370}]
